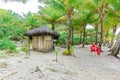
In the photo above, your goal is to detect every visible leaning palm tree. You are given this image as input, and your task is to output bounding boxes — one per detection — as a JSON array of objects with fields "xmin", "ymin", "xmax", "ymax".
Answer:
[{"xmin": 107, "ymin": 0, "xmax": 120, "ymax": 49}]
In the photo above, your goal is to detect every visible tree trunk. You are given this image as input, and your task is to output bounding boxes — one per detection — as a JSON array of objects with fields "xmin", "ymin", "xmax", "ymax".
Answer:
[
  {"xmin": 79, "ymin": 32, "xmax": 82, "ymax": 44},
  {"xmin": 99, "ymin": 13, "xmax": 104, "ymax": 52},
  {"xmin": 52, "ymin": 23, "xmax": 55, "ymax": 31},
  {"xmin": 111, "ymin": 32, "xmax": 120, "ymax": 57},
  {"xmin": 71, "ymin": 26, "xmax": 74, "ymax": 45},
  {"xmin": 95, "ymin": 24, "xmax": 98, "ymax": 44},
  {"xmin": 67, "ymin": 9, "xmax": 73, "ymax": 50},
  {"xmin": 82, "ymin": 24, "xmax": 86, "ymax": 48},
  {"xmin": 109, "ymin": 25, "xmax": 116, "ymax": 48}
]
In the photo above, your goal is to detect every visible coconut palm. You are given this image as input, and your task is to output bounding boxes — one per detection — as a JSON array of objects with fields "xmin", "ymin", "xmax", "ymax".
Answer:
[
  {"xmin": 109, "ymin": 0, "xmax": 120, "ymax": 19},
  {"xmin": 73, "ymin": 9, "xmax": 99, "ymax": 47},
  {"xmin": 39, "ymin": 6, "xmax": 66, "ymax": 31},
  {"xmin": 85, "ymin": 0, "xmax": 110, "ymax": 51},
  {"xmin": 51, "ymin": 0, "xmax": 84, "ymax": 45},
  {"xmin": 0, "ymin": 9, "xmax": 22, "ymax": 27},
  {"xmin": 22, "ymin": 12, "xmax": 42, "ymax": 30}
]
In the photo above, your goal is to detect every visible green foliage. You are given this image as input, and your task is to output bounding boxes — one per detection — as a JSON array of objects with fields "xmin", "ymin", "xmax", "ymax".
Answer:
[
  {"xmin": 0, "ymin": 38, "xmax": 17, "ymax": 53},
  {"xmin": 63, "ymin": 46, "xmax": 74, "ymax": 55},
  {"xmin": 73, "ymin": 35, "xmax": 80, "ymax": 45},
  {"xmin": 58, "ymin": 31, "xmax": 67, "ymax": 45},
  {"xmin": 0, "ymin": 26, "xmax": 26, "ymax": 40},
  {"xmin": 63, "ymin": 49, "xmax": 72, "ymax": 55},
  {"xmin": 46, "ymin": 67, "xmax": 58, "ymax": 72},
  {"xmin": 55, "ymin": 45, "xmax": 59, "ymax": 61},
  {"xmin": 85, "ymin": 38, "xmax": 95, "ymax": 44},
  {"xmin": 21, "ymin": 36, "xmax": 31, "ymax": 58},
  {"xmin": 70, "ymin": 45, "xmax": 74, "ymax": 54}
]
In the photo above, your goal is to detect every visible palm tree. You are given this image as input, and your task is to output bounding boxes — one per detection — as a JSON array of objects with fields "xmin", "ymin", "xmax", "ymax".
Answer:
[
  {"xmin": 109, "ymin": 0, "xmax": 120, "ymax": 19},
  {"xmin": 73, "ymin": 9, "xmax": 98, "ymax": 47},
  {"xmin": 40, "ymin": 0, "xmax": 84, "ymax": 49},
  {"xmin": 39, "ymin": 6, "xmax": 66, "ymax": 31},
  {"xmin": 107, "ymin": 0, "xmax": 120, "ymax": 49},
  {"xmin": 94, "ymin": 24, "xmax": 99, "ymax": 44},
  {"xmin": 85, "ymin": 0, "xmax": 110, "ymax": 51},
  {"xmin": 111, "ymin": 32, "xmax": 120, "ymax": 57},
  {"xmin": 0, "ymin": 9, "xmax": 22, "ymax": 27},
  {"xmin": 22, "ymin": 12, "xmax": 41, "ymax": 30}
]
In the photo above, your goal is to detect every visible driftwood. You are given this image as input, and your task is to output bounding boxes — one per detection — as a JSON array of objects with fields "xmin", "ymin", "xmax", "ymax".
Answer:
[
  {"xmin": 31, "ymin": 66, "xmax": 45, "ymax": 78},
  {"xmin": 0, "ymin": 71, "xmax": 17, "ymax": 80}
]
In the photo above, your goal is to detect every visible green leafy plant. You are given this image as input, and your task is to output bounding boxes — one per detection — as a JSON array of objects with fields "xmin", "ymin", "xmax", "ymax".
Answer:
[
  {"xmin": 63, "ymin": 49, "xmax": 72, "ymax": 55},
  {"xmin": 55, "ymin": 46, "xmax": 59, "ymax": 62},
  {"xmin": 21, "ymin": 36, "xmax": 30, "ymax": 58},
  {"xmin": 46, "ymin": 67, "xmax": 58, "ymax": 72},
  {"xmin": 0, "ymin": 38, "xmax": 17, "ymax": 53},
  {"xmin": 63, "ymin": 45, "xmax": 74, "ymax": 56},
  {"xmin": 70, "ymin": 45, "xmax": 74, "ymax": 55},
  {"xmin": 58, "ymin": 31, "xmax": 67, "ymax": 45}
]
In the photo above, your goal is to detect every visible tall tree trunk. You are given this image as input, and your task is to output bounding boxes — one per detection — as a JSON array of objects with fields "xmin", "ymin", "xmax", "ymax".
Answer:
[
  {"xmin": 111, "ymin": 32, "xmax": 120, "ymax": 57},
  {"xmin": 99, "ymin": 13, "xmax": 104, "ymax": 52},
  {"xmin": 79, "ymin": 32, "xmax": 82, "ymax": 44},
  {"xmin": 52, "ymin": 23, "xmax": 55, "ymax": 31},
  {"xmin": 82, "ymin": 24, "xmax": 86, "ymax": 48},
  {"xmin": 71, "ymin": 26, "xmax": 74, "ymax": 45},
  {"xmin": 67, "ymin": 9, "xmax": 73, "ymax": 50},
  {"xmin": 95, "ymin": 24, "xmax": 98, "ymax": 44},
  {"xmin": 109, "ymin": 25, "xmax": 116, "ymax": 48}
]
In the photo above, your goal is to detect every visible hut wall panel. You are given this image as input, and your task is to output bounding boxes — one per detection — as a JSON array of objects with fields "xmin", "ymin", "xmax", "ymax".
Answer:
[
  {"xmin": 32, "ymin": 36, "xmax": 39, "ymax": 50},
  {"xmin": 44, "ymin": 35, "xmax": 52, "ymax": 51},
  {"xmin": 38, "ymin": 36, "xmax": 44, "ymax": 50}
]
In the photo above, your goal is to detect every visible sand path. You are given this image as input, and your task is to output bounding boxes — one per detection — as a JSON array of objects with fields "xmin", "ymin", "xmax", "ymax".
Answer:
[{"xmin": 0, "ymin": 46, "xmax": 120, "ymax": 80}]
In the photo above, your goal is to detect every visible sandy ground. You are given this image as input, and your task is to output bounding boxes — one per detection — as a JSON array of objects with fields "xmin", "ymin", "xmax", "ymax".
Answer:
[{"xmin": 0, "ymin": 45, "xmax": 120, "ymax": 80}]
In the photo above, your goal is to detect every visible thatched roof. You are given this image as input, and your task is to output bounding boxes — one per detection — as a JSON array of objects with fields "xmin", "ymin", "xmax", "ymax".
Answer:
[{"xmin": 24, "ymin": 25, "xmax": 60, "ymax": 39}]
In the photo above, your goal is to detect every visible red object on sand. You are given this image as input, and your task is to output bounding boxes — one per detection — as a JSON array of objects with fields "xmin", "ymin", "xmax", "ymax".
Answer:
[{"xmin": 90, "ymin": 44, "xmax": 100, "ymax": 56}]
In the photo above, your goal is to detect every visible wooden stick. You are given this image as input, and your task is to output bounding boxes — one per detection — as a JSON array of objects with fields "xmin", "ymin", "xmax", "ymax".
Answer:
[{"xmin": 0, "ymin": 71, "xmax": 17, "ymax": 80}]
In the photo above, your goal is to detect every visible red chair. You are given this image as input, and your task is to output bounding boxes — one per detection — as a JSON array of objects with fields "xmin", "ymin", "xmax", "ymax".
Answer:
[{"xmin": 90, "ymin": 44, "xmax": 100, "ymax": 56}]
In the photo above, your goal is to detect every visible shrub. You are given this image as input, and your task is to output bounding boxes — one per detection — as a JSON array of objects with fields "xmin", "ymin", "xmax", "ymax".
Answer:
[
  {"xmin": 0, "ymin": 38, "xmax": 17, "ymax": 53},
  {"xmin": 73, "ymin": 35, "xmax": 80, "ymax": 45},
  {"xmin": 0, "ymin": 26, "xmax": 26, "ymax": 41},
  {"xmin": 58, "ymin": 31, "xmax": 67, "ymax": 45}
]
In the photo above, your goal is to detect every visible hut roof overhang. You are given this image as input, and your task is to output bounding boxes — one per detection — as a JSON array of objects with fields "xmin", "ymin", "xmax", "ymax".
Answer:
[{"xmin": 24, "ymin": 25, "xmax": 60, "ymax": 39}]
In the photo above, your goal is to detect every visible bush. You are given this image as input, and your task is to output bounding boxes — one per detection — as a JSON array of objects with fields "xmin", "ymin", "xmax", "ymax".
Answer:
[
  {"xmin": 0, "ymin": 26, "xmax": 26, "ymax": 41},
  {"xmin": 58, "ymin": 31, "xmax": 67, "ymax": 45},
  {"xmin": 73, "ymin": 35, "xmax": 80, "ymax": 45},
  {"xmin": 0, "ymin": 38, "xmax": 17, "ymax": 53}
]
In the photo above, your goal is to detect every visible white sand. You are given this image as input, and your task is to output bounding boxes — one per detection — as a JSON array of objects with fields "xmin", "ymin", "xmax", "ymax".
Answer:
[{"xmin": 0, "ymin": 46, "xmax": 120, "ymax": 80}]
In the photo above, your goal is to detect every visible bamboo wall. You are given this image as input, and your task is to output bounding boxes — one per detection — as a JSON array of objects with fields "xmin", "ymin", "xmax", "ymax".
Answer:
[
  {"xmin": 32, "ymin": 36, "xmax": 39, "ymax": 50},
  {"xmin": 32, "ymin": 35, "xmax": 53, "ymax": 51}
]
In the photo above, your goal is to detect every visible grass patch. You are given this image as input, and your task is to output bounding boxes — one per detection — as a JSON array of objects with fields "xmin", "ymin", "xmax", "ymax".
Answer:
[
  {"xmin": 63, "ymin": 70, "xmax": 73, "ymax": 75},
  {"xmin": 46, "ymin": 67, "xmax": 58, "ymax": 72}
]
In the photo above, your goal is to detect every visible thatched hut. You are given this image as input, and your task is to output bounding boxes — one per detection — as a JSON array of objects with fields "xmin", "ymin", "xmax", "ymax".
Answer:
[{"xmin": 24, "ymin": 25, "xmax": 60, "ymax": 52}]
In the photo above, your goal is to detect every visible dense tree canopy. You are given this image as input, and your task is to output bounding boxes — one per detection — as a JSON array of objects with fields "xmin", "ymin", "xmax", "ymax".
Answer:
[{"xmin": 0, "ymin": 0, "xmax": 120, "ymax": 55}]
